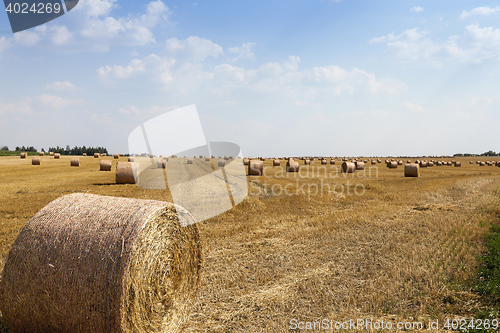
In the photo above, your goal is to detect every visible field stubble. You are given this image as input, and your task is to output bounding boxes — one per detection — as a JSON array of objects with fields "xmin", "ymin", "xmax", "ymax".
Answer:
[{"xmin": 0, "ymin": 156, "xmax": 499, "ymax": 332}]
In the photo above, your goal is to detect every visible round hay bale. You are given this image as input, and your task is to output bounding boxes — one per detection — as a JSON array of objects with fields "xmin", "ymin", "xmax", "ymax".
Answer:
[
  {"xmin": 388, "ymin": 161, "xmax": 398, "ymax": 169},
  {"xmin": 101, "ymin": 153, "xmax": 107, "ymax": 157},
  {"xmin": 32, "ymin": 157, "xmax": 40, "ymax": 165},
  {"xmin": 286, "ymin": 160, "xmax": 299, "ymax": 172},
  {"xmin": 70, "ymin": 158, "xmax": 80, "ymax": 167},
  {"xmin": 243, "ymin": 158, "xmax": 250, "ymax": 166},
  {"xmin": 100, "ymin": 160, "xmax": 112, "ymax": 171},
  {"xmin": 330, "ymin": 159, "xmax": 336, "ymax": 165},
  {"xmin": 436, "ymin": 161, "xmax": 442, "ymax": 166},
  {"xmin": 187, "ymin": 158, "xmax": 193, "ymax": 164},
  {"xmin": 273, "ymin": 159, "xmax": 280, "ymax": 166},
  {"xmin": 20, "ymin": 153, "xmax": 26, "ymax": 159},
  {"xmin": 397, "ymin": 160, "xmax": 403, "ymax": 165},
  {"xmin": 224, "ymin": 156, "xmax": 229, "ymax": 161},
  {"xmin": 116, "ymin": 162, "xmax": 138, "ymax": 184},
  {"xmin": 94, "ymin": 153, "xmax": 99, "ymax": 158},
  {"xmin": 248, "ymin": 160, "xmax": 263, "ymax": 176},
  {"xmin": 120, "ymin": 154, "xmax": 124, "ymax": 157},
  {"xmin": 304, "ymin": 159, "xmax": 310, "ymax": 165},
  {"xmin": 470, "ymin": 161, "xmax": 474, "ymax": 164},
  {"xmin": 355, "ymin": 161, "xmax": 365, "ymax": 170},
  {"xmin": 404, "ymin": 163, "xmax": 419, "ymax": 177},
  {"xmin": 229, "ymin": 156, "xmax": 233, "ymax": 159},
  {"xmin": 157, "ymin": 159, "xmax": 166, "ymax": 169},
  {"xmin": 211, "ymin": 155, "xmax": 215, "ymax": 158},
  {"xmin": 455, "ymin": 162, "xmax": 462, "ymax": 167},
  {"xmin": 54, "ymin": 153, "xmax": 60, "ymax": 159},
  {"xmin": 428, "ymin": 161, "xmax": 434, "ymax": 167},
  {"xmin": 371, "ymin": 160, "xmax": 376, "ymax": 165},
  {"xmin": 83, "ymin": 153, "xmax": 87, "ymax": 156},
  {"xmin": 205, "ymin": 157, "xmax": 210, "ymax": 162},
  {"xmin": 419, "ymin": 161, "xmax": 427, "ymax": 168},
  {"xmin": 218, "ymin": 160, "xmax": 225, "ymax": 167},
  {"xmin": 148, "ymin": 154, "xmax": 154, "ymax": 159},
  {"xmin": 447, "ymin": 161, "xmax": 453, "ymax": 166},
  {"xmin": 128, "ymin": 157, "xmax": 135, "ymax": 162},
  {"xmin": 341, "ymin": 162, "xmax": 355, "ymax": 173},
  {"xmin": 407, "ymin": 160, "xmax": 411, "ymax": 163},
  {"xmin": 199, "ymin": 155, "xmax": 203, "ymax": 158},
  {"xmin": 39, "ymin": 152, "xmax": 44, "ymax": 156},
  {"xmin": 171, "ymin": 154, "xmax": 177, "ymax": 158},
  {"xmin": 49, "ymin": 152, "xmax": 54, "ymax": 156},
  {"xmin": 0, "ymin": 193, "xmax": 201, "ymax": 333},
  {"xmin": 377, "ymin": 159, "xmax": 381, "ymax": 163},
  {"xmin": 259, "ymin": 157, "xmax": 265, "ymax": 161},
  {"xmin": 321, "ymin": 159, "xmax": 327, "ymax": 165},
  {"xmin": 114, "ymin": 154, "xmax": 119, "ymax": 159}
]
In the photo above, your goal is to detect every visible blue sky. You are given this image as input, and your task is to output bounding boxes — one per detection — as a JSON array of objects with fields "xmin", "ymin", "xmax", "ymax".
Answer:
[{"xmin": 0, "ymin": 0, "xmax": 499, "ymax": 157}]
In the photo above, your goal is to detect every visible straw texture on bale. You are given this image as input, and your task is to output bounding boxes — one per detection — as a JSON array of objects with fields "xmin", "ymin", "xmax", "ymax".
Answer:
[
  {"xmin": 0, "ymin": 193, "xmax": 201, "ymax": 333},
  {"xmin": 428, "ymin": 162, "xmax": 434, "ymax": 167},
  {"xmin": 94, "ymin": 153, "xmax": 99, "ymax": 158},
  {"xmin": 187, "ymin": 158, "xmax": 193, "ymax": 164},
  {"xmin": 286, "ymin": 160, "xmax": 299, "ymax": 172},
  {"xmin": 455, "ymin": 162, "xmax": 462, "ymax": 167},
  {"xmin": 388, "ymin": 161, "xmax": 398, "ymax": 169},
  {"xmin": 114, "ymin": 154, "xmax": 119, "ymax": 159},
  {"xmin": 218, "ymin": 160, "xmax": 225, "ymax": 167},
  {"xmin": 70, "ymin": 158, "xmax": 80, "ymax": 167},
  {"xmin": 305, "ymin": 159, "xmax": 310, "ymax": 165},
  {"xmin": 20, "ymin": 153, "xmax": 26, "ymax": 159},
  {"xmin": 116, "ymin": 162, "xmax": 138, "ymax": 184},
  {"xmin": 54, "ymin": 153, "xmax": 60, "ymax": 159},
  {"xmin": 404, "ymin": 164, "xmax": 419, "ymax": 177},
  {"xmin": 248, "ymin": 160, "xmax": 263, "ymax": 176},
  {"xmin": 419, "ymin": 161, "xmax": 427, "ymax": 168},
  {"xmin": 273, "ymin": 159, "xmax": 280, "ymax": 166},
  {"xmin": 100, "ymin": 160, "xmax": 112, "ymax": 171},
  {"xmin": 341, "ymin": 162, "xmax": 355, "ymax": 173},
  {"xmin": 355, "ymin": 161, "xmax": 365, "ymax": 170},
  {"xmin": 32, "ymin": 157, "xmax": 40, "ymax": 165}
]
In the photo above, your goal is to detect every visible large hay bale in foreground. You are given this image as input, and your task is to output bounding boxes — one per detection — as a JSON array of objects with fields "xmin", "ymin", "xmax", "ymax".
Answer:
[
  {"xmin": 116, "ymin": 162, "xmax": 138, "ymax": 184},
  {"xmin": 100, "ymin": 160, "xmax": 112, "ymax": 171},
  {"xmin": 404, "ymin": 163, "xmax": 419, "ymax": 177},
  {"xmin": 0, "ymin": 193, "xmax": 201, "ymax": 333},
  {"xmin": 341, "ymin": 162, "xmax": 355, "ymax": 173},
  {"xmin": 70, "ymin": 158, "xmax": 80, "ymax": 167},
  {"xmin": 248, "ymin": 160, "xmax": 263, "ymax": 176},
  {"xmin": 32, "ymin": 157, "xmax": 40, "ymax": 165}
]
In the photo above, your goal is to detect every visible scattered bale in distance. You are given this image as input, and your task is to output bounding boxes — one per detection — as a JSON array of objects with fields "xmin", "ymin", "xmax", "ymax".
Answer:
[
  {"xmin": 114, "ymin": 154, "xmax": 119, "ymax": 159},
  {"xmin": 224, "ymin": 156, "xmax": 229, "ymax": 161},
  {"xmin": 419, "ymin": 161, "xmax": 427, "ymax": 168},
  {"xmin": 248, "ymin": 160, "xmax": 264, "ymax": 176},
  {"xmin": 218, "ymin": 160, "xmax": 225, "ymax": 167},
  {"xmin": 101, "ymin": 153, "xmax": 107, "ymax": 157},
  {"xmin": 388, "ymin": 161, "xmax": 398, "ymax": 169},
  {"xmin": 229, "ymin": 156, "xmax": 233, "ymax": 159},
  {"xmin": 187, "ymin": 158, "xmax": 193, "ymax": 164},
  {"xmin": 355, "ymin": 161, "xmax": 365, "ymax": 170},
  {"xmin": 70, "ymin": 158, "xmax": 80, "ymax": 167},
  {"xmin": 32, "ymin": 157, "xmax": 41, "ymax": 165},
  {"xmin": 404, "ymin": 163, "xmax": 419, "ymax": 177},
  {"xmin": 397, "ymin": 160, "xmax": 403, "ymax": 165},
  {"xmin": 273, "ymin": 159, "xmax": 280, "ymax": 166},
  {"xmin": 20, "ymin": 153, "xmax": 26, "ymax": 159},
  {"xmin": 205, "ymin": 157, "xmax": 210, "ymax": 162},
  {"xmin": 148, "ymin": 154, "xmax": 154, "ymax": 159},
  {"xmin": 211, "ymin": 155, "xmax": 215, "ymax": 158},
  {"xmin": 371, "ymin": 160, "xmax": 376, "ymax": 165},
  {"xmin": 447, "ymin": 161, "xmax": 453, "ymax": 166},
  {"xmin": 128, "ymin": 157, "xmax": 135, "ymax": 162},
  {"xmin": 100, "ymin": 160, "xmax": 112, "ymax": 171},
  {"xmin": 415, "ymin": 160, "xmax": 420, "ymax": 164},
  {"xmin": 83, "ymin": 153, "xmax": 87, "ymax": 156},
  {"xmin": 330, "ymin": 159, "xmax": 336, "ymax": 165},
  {"xmin": 171, "ymin": 154, "xmax": 177, "ymax": 158},
  {"xmin": 377, "ymin": 159, "xmax": 381, "ymax": 163},
  {"xmin": 49, "ymin": 152, "xmax": 54, "ymax": 156},
  {"xmin": 437, "ymin": 161, "xmax": 442, "ymax": 166},
  {"xmin": 407, "ymin": 160, "xmax": 411, "ymax": 163},
  {"xmin": 455, "ymin": 162, "xmax": 462, "ymax": 167},
  {"xmin": 116, "ymin": 162, "xmax": 138, "ymax": 184},
  {"xmin": 54, "ymin": 153, "xmax": 60, "ymax": 159},
  {"xmin": 428, "ymin": 161, "xmax": 434, "ymax": 167},
  {"xmin": 94, "ymin": 153, "xmax": 99, "ymax": 158},
  {"xmin": 286, "ymin": 160, "xmax": 299, "ymax": 172},
  {"xmin": 470, "ymin": 161, "xmax": 474, "ymax": 164},
  {"xmin": 120, "ymin": 154, "xmax": 124, "ymax": 157},
  {"xmin": 157, "ymin": 159, "xmax": 166, "ymax": 169},
  {"xmin": 199, "ymin": 155, "xmax": 203, "ymax": 158},
  {"xmin": 321, "ymin": 159, "xmax": 327, "ymax": 165},
  {"xmin": 305, "ymin": 159, "xmax": 311, "ymax": 165},
  {"xmin": 39, "ymin": 152, "xmax": 44, "ymax": 156},
  {"xmin": 243, "ymin": 158, "xmax": 250, "ymax": 166},
  {"xmin": 0, "ymin": 193, "xmax": 201, "ymax": 333},
  {"xmin": 341, "ymin": 162, "xmax": 355, "ymax": 173},
  {"xmin": 260, "ymin": 157, "xmax": 266, "ymax": 161}
]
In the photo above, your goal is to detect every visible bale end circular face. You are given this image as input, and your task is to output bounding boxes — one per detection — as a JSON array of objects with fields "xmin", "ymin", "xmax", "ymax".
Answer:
[
  {"xmin": 0, "ymin": 193, "xmax": 201, "ymax": 333},
  {"xmin": 341, "ymin": 162, "xmax": 355, "ymax": 173}
]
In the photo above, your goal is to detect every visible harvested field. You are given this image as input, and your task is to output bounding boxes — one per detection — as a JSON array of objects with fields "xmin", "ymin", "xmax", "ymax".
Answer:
[{"xmin": 0, "ymin": 156, "xmax": 499, "ymax": 332}]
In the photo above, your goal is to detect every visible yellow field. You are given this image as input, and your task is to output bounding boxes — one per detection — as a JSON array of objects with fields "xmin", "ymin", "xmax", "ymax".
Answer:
[{"xmin": 0, "ymin": 155, "xmax": 500, "ymax": 332}]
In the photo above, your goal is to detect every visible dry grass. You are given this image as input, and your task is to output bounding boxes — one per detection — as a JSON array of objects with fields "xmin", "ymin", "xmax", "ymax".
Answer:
[{"xmin": 0, "ymin": 156, "xmax": 499, "ymax": 332}]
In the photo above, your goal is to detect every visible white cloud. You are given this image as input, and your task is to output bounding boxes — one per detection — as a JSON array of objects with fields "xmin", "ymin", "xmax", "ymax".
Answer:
[
  {"xmin": 295, "ymin": 101, "xmax": 323, "ymax": 108},
  {"xmin": 460, "ymin": 6, "xmax": 500, "ymax": 20},
  {"xmin": 370, "ymin": 25, "xmax": 500, "ymax": 65},
  {"xmin": 0, "ymin": 100, "xmax": 33, "ymax": 115},
  {"xmin": 402, "ymin": 102, "xmax": 426, "ymax": 112},
  {"xmin": 118, "ymin": 105, "xmax": 180, "ymax": 116},
  {"xmin": 98, "ymin": 54, "xmax": 175, "ymax": 83},
  {"xmin": 165, "ymin": 36, "xmax": 223, "ymax": 62},
  {"xmin": 411, "ymin": 6, "xmax": 424, "ymax": 13},
  {"xmin": 0, "ymin": 37, "xmax": 12, "ymax": 54},
  {"xmin": 228, "ymin": 42, "xmax": 256, "ymax": 60},
  {"xmin": 46, "ymin": 81, "xmax": 77, "ymax": 91},
  {"xmin": 37, "ymin": 94, "xmax": 83, "ymax": 109}
]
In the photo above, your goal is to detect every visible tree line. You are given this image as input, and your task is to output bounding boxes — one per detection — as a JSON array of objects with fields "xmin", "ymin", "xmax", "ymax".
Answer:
[{"xmin": 10, "ymin": 145, "xmax": 109, "ymax": 155}]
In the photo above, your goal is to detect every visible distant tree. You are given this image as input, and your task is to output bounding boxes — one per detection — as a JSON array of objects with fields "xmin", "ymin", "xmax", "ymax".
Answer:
[
  {"xmin": 0, "ymin": 146, "xmax": 8, "ymax": 151},
  {"xmin": 15, "ymin": 147, "xmax": 20, "ymax": 151},
  {"xmin": 481, "ymin": 150, "xmax": 497, "ymax": 156}
]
